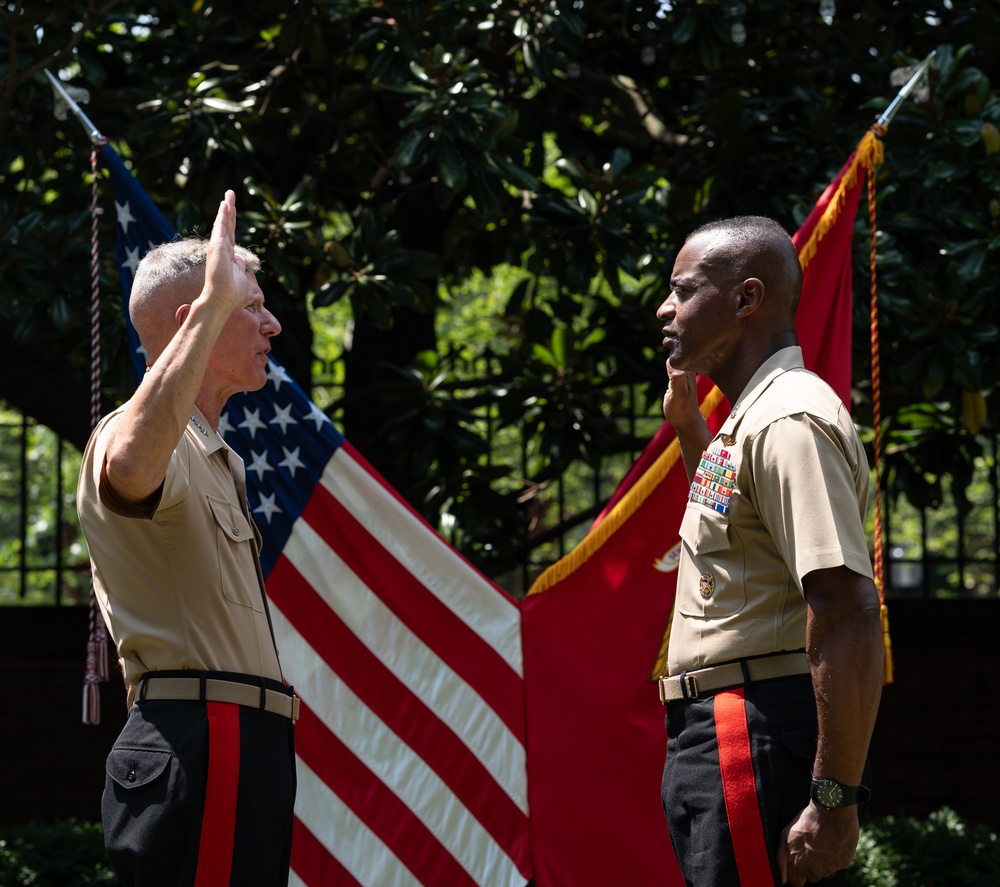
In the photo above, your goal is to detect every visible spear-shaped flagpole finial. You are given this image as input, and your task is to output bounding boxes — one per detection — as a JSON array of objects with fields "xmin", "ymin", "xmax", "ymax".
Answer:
[
  {"xmin": 876, "ymin": 50, "xmax": 936, "ymax": 131},
  {"xmin": 44, "ymin": 68, "xmax": 105, "ymax": 145}
]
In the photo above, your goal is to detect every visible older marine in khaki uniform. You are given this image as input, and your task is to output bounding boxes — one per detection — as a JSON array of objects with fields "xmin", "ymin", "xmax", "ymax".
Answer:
[{"xmin": 77, "ymin": 191, "xmax": 297, "ymax": 887}]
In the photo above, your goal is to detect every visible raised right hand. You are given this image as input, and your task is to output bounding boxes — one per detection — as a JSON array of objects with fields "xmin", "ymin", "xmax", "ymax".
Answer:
[{"xmin": 201, "ymin": 189, "xmax": 249, "ymax": 313}]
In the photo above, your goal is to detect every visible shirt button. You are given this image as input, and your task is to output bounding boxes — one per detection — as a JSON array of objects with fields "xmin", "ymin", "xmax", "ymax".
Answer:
[{"xmin": 232, "ymin": 526, "xmax": 240, "ymax": 536}]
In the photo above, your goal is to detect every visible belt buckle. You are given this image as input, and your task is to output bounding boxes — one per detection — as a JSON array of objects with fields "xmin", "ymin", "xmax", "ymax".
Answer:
[
  {"xmin": 291, "ymin": 695, "xmax": 301, "ymax": 724},
  {"xmin": 683, "ymin": 672, "xmax": 699, "ymax": 700}
]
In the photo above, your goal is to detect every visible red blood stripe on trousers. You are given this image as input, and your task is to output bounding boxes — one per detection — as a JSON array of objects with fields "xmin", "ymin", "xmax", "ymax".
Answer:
[
  {"xmin": 194, "ymin": 702, "xmax": 241, "ymax": 887},
  {"xmin": 295, "ymin": 703, "xmax": 482, "ymax": 887},
  {"xmin": 267, "ymin": 558, "xmax": 530, "ymax": 870},
  {"xmin": 715, "ymin": 689, "xmax": 774, "ymax": 887},
  {"xmin": 299, "ymin": 476, "xmax": 525, "ymax": 736}
]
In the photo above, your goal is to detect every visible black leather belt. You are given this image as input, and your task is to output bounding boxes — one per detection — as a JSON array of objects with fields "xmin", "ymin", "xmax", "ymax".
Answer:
[{"xmin": 658, "ymin": 651, "xmax": 810, "ymax": 704}]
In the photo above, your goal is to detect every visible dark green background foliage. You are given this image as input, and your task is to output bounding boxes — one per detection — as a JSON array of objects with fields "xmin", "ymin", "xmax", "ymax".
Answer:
[
  {"xmin": 848, "ymin": 807, "xmax": 1000, "ymax": 887},
  {"xmin": 2, "ymin": 1, "xmax": 998, "ymax": 578},
  {"xmin": 0, "ymin": 820, "xmax": 116, "ymax": 886},
  {"xmin": 4, "ymin": 809, "xmax": 998, "ymax": 886}
]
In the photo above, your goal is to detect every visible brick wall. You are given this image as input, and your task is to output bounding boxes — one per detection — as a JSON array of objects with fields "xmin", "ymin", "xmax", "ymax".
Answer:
[{"xmin": 2, "ymin": 600, "xmax": 998, "ymax": 831}]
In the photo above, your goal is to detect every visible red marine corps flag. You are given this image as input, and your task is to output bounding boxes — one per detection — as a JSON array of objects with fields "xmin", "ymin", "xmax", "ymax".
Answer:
[{"xmin": 52, "ymin": 61, "xmax": 901, "ymax": 884}]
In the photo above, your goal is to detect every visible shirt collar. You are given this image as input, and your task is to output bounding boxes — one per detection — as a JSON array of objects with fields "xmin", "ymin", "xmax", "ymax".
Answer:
[
  {"xmin": 187, "ymin": 405, "xmax": 226, "ymax": 455},
  {"xmin": 717, "ymin": 346, "xmax": 804, "ymax": 442}
]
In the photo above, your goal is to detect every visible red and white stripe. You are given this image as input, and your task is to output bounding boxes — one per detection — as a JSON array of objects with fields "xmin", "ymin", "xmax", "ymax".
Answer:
[{"xmin": 267, "ymin": 443, "xmax": 531, "ymax": 886}]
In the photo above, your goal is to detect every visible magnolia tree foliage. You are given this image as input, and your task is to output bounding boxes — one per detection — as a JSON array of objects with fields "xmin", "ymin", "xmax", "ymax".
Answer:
[{"xmin": 2, "ymin": 0, "xmax": 998, "ymax": 579}]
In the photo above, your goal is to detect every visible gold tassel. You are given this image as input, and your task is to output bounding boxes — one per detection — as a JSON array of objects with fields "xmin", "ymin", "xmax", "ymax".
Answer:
[{"xmin": 880, "ymin": 601, "xmax": 895, "ymax": 685}]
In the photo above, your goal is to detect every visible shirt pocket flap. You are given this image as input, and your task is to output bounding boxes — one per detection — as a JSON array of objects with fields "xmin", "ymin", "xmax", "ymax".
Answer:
[
  {"xmin": 678, "ymin": 504, "xmax": 732, "ymax": 555},
  {"xmin": 207, "ymin": 495, "xmax": 254, "ymax": 544},
  {"xmin": 106, "ymin": 746, "xmax": 172, "ymax": 790},
  {"xmin": 677, "ymin": 503, "xmax": 746, "ymax": 617}
]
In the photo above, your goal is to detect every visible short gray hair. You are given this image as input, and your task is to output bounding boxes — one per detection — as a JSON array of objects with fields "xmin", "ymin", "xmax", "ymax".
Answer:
[{"xmin": 129, "ymin": 237, "xmax": 261, "ymax": 340}]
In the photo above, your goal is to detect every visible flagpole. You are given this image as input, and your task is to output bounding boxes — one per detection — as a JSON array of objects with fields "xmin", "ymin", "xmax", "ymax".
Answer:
[
  {"xmin": 875, "ymin": 50, "xmax": 936, "ymax": 131},
  {"xmin": 44, "ymin": 69, "xmax": 105, "ymax": 145}
]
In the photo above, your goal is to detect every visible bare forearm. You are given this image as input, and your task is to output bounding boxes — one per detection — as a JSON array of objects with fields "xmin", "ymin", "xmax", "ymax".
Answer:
[
  {"xmin": 777, "ymin": 567, "xmax": 883, "ymax": 885},
  {"xmin": 806, "ymin": 575, "xmax": 883, "ymax": 784},
  {"xmin": 106, "ymin": 299, "xmax": 233, "ymax": 498},
  {"xmin": 104, "ymin": 191, "xmax": 245, "ymax": 504}
]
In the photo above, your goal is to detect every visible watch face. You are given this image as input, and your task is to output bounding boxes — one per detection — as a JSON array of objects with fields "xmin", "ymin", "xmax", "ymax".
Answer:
[{"xmin": 816, "ymin": 780, "xmax": 844, "ymax": 808}]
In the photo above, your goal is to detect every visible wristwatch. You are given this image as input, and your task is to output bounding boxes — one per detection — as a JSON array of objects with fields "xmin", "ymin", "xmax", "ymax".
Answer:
[{"xmin": 810, "ymin": 778, "xmax": 871, "ymax": 809}]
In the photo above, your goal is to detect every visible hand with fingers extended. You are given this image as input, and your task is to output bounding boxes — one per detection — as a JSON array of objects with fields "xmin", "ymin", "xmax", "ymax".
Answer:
[{"xmin": 200, "ymin": 189, "xmax": 249, "ymax": 315}]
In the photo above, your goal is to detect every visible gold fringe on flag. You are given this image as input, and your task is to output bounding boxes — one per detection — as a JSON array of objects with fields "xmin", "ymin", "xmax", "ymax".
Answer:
[
  {"xmin": 797, "ymin": 128, "xmax": 884, "ymax": 273},
  {"xmin": 797, "ymin": 123, "xmax": 895, "ymax": 684},
  {"xmin": 862, "ymin": 124, "xmax": 895, "ymax": 685}
]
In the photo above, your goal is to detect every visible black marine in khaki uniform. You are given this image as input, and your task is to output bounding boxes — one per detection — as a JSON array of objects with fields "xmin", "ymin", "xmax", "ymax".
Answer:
[{"xmin": 656, "ymin": 216, "xmax": 883, "ymax": 887}]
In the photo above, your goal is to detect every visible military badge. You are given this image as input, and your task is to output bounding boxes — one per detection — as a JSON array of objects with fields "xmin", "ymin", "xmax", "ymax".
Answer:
[{"xmin": 689, "ymin": 445, "xmax": 736, "ymax": 515}]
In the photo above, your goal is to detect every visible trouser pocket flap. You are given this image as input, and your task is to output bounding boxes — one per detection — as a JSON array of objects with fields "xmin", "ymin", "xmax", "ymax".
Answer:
[{"xmin": 106, "ymin": 746, "xmax": 172, "ymax": 790}]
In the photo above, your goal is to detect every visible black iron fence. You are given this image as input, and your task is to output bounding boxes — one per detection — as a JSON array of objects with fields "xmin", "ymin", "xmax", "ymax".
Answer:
[
  {"xmin": 0, "ymin": 407, "xmax": 91, "ymax": 605},
  {"xmin": 883, "ymin": 430, "xmax": 1000, "ymax": 599},
  {"xmin": 1, "ymin": 397, "xmax": 996, "ymax": 606}
]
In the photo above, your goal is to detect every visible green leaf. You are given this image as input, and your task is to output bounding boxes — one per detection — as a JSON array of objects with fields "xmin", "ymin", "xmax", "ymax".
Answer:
[
  {"xmin": 956, "ymin": 248, "xmax": 987, "ymax": 281},
  {"xmin": 555, "ymin": 157, "xmax": 588, "ymax": 186},
  {"xmin": 577, "ymin": 189, "xmax": 598, "ymax": 217},
  {"xmin": 396, "ymin": 129, "xmax": 427, "ymax": 169},
  {"xmin": 314, "ymin": 278, "xmax": 353, "ymax": 308},
  {"xmin": 487, "ymin": 153, "xmax": 537, "ymax": 190},
  {"xmin": 438, "ymin": 139, "xmax": 468, "ymax": 191},
  {"xmin": 551, "ymin": 325, "xmax": 567, "ymax": 366},
  {"xmin": 532, "ymin": 342, "xmax": 558, "ymax": 367}
]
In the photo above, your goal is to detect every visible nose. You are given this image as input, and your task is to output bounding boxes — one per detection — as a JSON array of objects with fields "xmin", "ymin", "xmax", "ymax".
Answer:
[
  {"xmin": 656, "ymin": 296, "xmax": 674, "ymax": 321},
  {"xmin": 262, "ymin": 307, "xmax": 281, "ymax": 338}
]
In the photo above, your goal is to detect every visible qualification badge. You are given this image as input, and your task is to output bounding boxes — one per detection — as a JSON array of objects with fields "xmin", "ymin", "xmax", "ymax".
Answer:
[{"xmin": 699, "ymin": 571, "xmax": 715, "ymax": 600}]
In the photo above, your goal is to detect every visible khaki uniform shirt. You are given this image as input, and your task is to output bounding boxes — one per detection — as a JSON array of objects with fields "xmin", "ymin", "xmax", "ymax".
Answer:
[
  {"xmin": 77, "ymin": 405, "xmax": 283, "ymax": 690},
  {"xmin": 668, "ymin": 347, "xmax": 873, "ymax": 675}
]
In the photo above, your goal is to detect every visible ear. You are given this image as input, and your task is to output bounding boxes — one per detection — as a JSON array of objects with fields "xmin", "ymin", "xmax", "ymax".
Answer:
[
  {"xmin": 174, "ymin": 303, "xmax": 192, "ymax": 329},
  {"xmin": 735, "ymin": 277, "xmax": 764, "ymax": 317}
]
